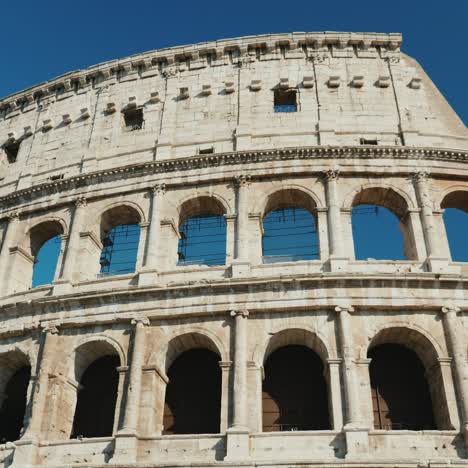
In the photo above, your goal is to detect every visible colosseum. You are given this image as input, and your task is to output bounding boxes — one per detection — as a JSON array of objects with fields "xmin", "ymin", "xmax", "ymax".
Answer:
[{"xmin": 0, "ymin": 31, "xmax": 466, "ymax": 467}]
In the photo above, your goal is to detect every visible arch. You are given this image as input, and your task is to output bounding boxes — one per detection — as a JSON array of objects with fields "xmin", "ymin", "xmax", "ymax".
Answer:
[
  {"xmin": 343, "ymin": 184, "xmax": 415, "ymax": 216},
  {"xmin": 256, "ymin": 327, "xmax": 329, "ymax": 367},
  {"xmin": 177, "ymin": 194, "xmax": 229, "ymax": 227},
  {"xmin": 367, "ymin": 324, "xmax": 442, "ymax": 369},
  {"xmin": 347, "ymin": 186, "xmax": 415, "ymax": 260},
  {"xmin": 163, "ymin": 348, "xmax": 221, "ymax": 435},
  {"xmin": 97, "ymin": 202, "xmax": 143, "ymax": 239},
  {"xmin": 367, "ymin": 325, "xmax": 451, "ymax": 430},
  {"xmin": 69, "ymin": 336, "xmax": 125, "ymax": 382},
  {"xmin": 68, "ymin": 337, "xmax": 122, "ymax": 439},
  {"xmin": 27, "ymin": 219, "xmax": 65, "ymax": 258},
  {"xmin": 439, "ymin": 186, "xmax": 468, "ymax": 212},
  {"xmin": 0, "ymin": 349, "xmax": 32, "ymax": 442},
  {"xmin": 256, "ymin": 185, "xmax": 324, "ymax": 217},
  {"xmin": 165, "ymin": 330, "xmax": 225, "ymax": 373},
  {"xmin": 262, "ymin": 345, "xmax": 330, "ymax": 432}
]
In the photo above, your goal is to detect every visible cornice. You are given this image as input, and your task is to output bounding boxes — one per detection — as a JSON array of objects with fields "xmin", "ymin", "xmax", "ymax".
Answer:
[
  {"xmin": 0, "ymin": 32, "xmax": 401, "ymax": 111},
  {"xmin": 0, "ymin": 145, "xmax": 466, "ymax": 214}
]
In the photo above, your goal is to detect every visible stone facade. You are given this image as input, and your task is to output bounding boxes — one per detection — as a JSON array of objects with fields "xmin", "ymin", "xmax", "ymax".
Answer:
[{"xmin": 0, "ymin": 31, "xmax": 466, "ymax": 467}]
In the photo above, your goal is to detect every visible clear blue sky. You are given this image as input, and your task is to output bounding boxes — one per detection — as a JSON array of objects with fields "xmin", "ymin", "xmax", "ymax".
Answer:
[{"xmin": 1, "ymin": 0, "xmax": 467, "ymax": 126}]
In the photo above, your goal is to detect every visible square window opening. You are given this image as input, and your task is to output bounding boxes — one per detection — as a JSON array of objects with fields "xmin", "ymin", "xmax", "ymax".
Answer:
[
  {"xmin": 123, "ymin": 108, "xmax": 144, "ymax": 131},
  {"xmin": 360, "ymin": 138, "xmax": 378, "ymax": 145},
  {"xmin": 199, "ymin": 147, "xmax": 214, "ymax": 155},
  {"xmin": 4, "ymin": 141, "xmax": 20, "ymax": 163},
  {"xmin": 274, "ymin": 89, "xmax": 297, "ymax": 113}
]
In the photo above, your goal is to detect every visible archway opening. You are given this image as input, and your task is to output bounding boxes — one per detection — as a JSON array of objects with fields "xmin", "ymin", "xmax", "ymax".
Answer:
[
  {"xmin": 441, "ymin": 191, "xmax": 468, "ymax": 262},
  {"xmin": 368, "ymin": 344, "xmax": 436, "ymax": 430},
  {"xmin": 177, "ymin": 197, "xmax": 227, "ymax": 266},
  {"xmin": 99, "ymin": 206, "xmax": 141, "ymax": 276},
  {"xmin": 262, "ymin": 345, "xmax": 330, "ymax": 432},
  {"xmin": 163, "ymin": 349, "xmax": 221, "ymax": 434},
  {"xmin": 0, "ymin": 365, "xmax": 31, "ymax": 442},
  {"xmin": 262, "ymin": 189, "xmax": 319, "ymax": 263},
  {"xmin": 351, "ymin": 188, "xmax": 411, "ymax": 260},
  {"xmin": 29, "ymin": 220, "xmax": 64, "ymax": 287},
  {"xmin": 71, "ymin": 355, "xmax": 120, "ymax": 438}
]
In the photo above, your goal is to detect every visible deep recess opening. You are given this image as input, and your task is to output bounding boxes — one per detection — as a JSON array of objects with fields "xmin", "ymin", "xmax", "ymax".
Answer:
[
  {"xmin": 369, "ymin": 344, "xmax": 436, "ymax": 430},
  {"xmin": 163, "ymin": 349, "xmax": 221, "ymax": 434},
  {"xmin": 123, "ymin": 108, "xmax": 144, "ymax": 130},
  {"xmin": 274, "ymin": 89, "xmax": 297, "ymax": 112},
  {"xmin": 4, "ymin": 140, "xmax": 20, "ymax": 163},
  {"xmin": 71, "ymin": 355, "xmax": 119, "ymax": 439},
  {"xmin": 262, "ymin": 345, "xmax": 330, "ymax": 432},
  {"xmin": 0, "ymin": 366, "xmax": 31, "ymax": 442}
]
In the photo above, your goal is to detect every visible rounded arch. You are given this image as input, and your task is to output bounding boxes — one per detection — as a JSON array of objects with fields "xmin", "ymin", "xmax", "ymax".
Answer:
[
  {"xmin": 97, "ymin": 202, "xmax": 144, "ymax": 239},
  {"xmin": 165, "ymin": 329, "xmax": 226, "ymax": 373},
  {"xmin": 255, "ymin": 327, "xmax": 330, "ymax": 367},
  {"xmin": 177, "ymin": 194, "xmax": 230, "ymax": 227},
  {"xmin": 367, "ymin": 324, "xmax": 443, "ymax": 371},
  {"xmin": 440, "ymin": 187, "xmax": 468, "ymax": 213},
  {"xmin": 343, "ymin": 184, "xmax": 414, "ymax": 218},
  {"xmin": 256, "ymin": 185, "xmax": 323, "ymax": 218},
  {"xmin": 68, "ymin": 335, "xmax": 125, "ymax": 382},
  {"xmin": 26, "ymin": 218, "xmax": 66, "ymax": 257},
  {"xmin": 0, "ymin": 348, "xmax": 31, "ymax": 389}
]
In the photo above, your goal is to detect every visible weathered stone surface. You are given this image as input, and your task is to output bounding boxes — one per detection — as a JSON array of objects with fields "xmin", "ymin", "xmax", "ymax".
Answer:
[{"xmin": 0, "ymin": 31, "xmax": 466, "ymax": 467}]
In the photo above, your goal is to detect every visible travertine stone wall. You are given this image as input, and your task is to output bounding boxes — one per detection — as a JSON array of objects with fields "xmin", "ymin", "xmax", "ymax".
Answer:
[{"xmin": 0, "ymin": 31, "xmax": 466, "ymax": 467}]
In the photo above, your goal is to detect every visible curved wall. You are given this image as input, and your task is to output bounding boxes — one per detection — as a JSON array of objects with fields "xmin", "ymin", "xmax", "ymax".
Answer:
[{"xmin": 0, "ymin": 32, "xmax": 466, "ymax": 467}]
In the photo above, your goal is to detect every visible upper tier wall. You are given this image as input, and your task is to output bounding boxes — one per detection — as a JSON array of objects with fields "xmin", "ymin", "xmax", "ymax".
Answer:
[{"xmin": 0, "ymin": 32, "xmax": 467, "ymax": 197}]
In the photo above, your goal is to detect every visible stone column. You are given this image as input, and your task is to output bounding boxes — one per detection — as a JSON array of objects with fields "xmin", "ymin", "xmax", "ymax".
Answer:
[
  {"xmin": 413, "ymin": 172, "xmax": 448, "ymax": 272},
  {"xmin": 335, "ymin": 305, "xmax": 369, "ymax": 458},
  {"xmin": 59, "ymin": 198, "xmax": 87, "ymax": 284},
  {"xmin": 335, "ymin": 306, "xmax": 360, "ymax": 427},
  {"xmin": 0, "ymin": 212, "xmax": 20, "ymax": 295},
  {"xmin": 225, "ymin": 310, "xmax": 250, "ymax": 460},
  {"xmin": 139, "ymin": 184, "xmax": 165, "ymax": 285},
  {"xmin": 23, "ymin": 324, "xmax": 59, "ymax": 440},
  {"xmin": 113, "ymin": 317, "xmax": 149, "ymax": 464},
  {"xmin": 224, "ymin": 215, "xmax": 236, "ymax": 264},
  {"xmin": 231, "ymin": 176, "xmax": 251, "ymax": 277},
  {"xmin": 441, "ymin": 305, "xmax": 468, "ymax": 448},
  {"xmin": 120, "ymin": 318, "xmax": 149, "ymax": 434},
  {"xmin": 219, "ymin": 361, "xmax": 232, "ymax": 433},
  {"xmin": 327, "ymin": 358, "xmax": 344, "ymax": 430},
  {"xmin": 324, "ymin": 169, "xmax": 347, "ymax": 271}
]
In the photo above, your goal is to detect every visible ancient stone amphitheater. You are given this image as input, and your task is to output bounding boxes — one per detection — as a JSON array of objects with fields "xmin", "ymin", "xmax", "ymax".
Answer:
[{"xmin": 0, "ymin": 31, "xmax": 466, "ymax": 467}]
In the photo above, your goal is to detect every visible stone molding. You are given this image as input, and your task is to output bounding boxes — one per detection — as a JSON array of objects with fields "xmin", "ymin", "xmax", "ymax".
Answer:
[
  {"xmin": 1, "ymin": 145, "xmax": 467, "ymax": 217},
  {"xmin": 0, "ymin": 32, "xmax": 401, "ymax": 112}
]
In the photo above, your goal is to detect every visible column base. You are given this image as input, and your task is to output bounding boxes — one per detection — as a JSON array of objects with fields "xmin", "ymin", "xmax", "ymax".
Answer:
[
  {"xmin": 224, "ymin": 427, "xmax": 250, "ymax": 461},
  {"xmin": 327, "ymin": 256, "xmax": 349, "ymax": 272},
  {"xmin": 52, "ymin": 279, "xmax": 73, "ymax": 295},
  {"xmin": 343, "ymin": 425, "xmax": 370, "ymax": 459},
  {"xmin": 230, "ymin": 260, "xmax": 251, "ymax": 278},
  {"xmin": 138, "ymin": 269, "xmax": 160, "ymax": 287},
  {"xmin": 10, "ymin": 438, "xmax": 39, "ymax": 468},
  {"xmin": 110, "ymin": 431, "xmax": 138, "ymax": 464},
  {"xmin": 426, "ymin": 256, "xmax": 460, "ymax": 274}
]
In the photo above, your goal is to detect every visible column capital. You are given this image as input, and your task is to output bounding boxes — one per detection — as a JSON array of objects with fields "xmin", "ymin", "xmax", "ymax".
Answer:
[
  {"xmin": 7, "ymin": 211, "xmax": 20, "ymax": 222},
  {"xmin": 441, "ymin": 304, "xmax": 461, "ymax": 315},
  {"xmin": 75, "ymin": 197, "xmax": 87, "ymax": 208},
  {"xmin": 151, "ymin": 183, "xmax": 166, "ymax": 195},
  {"xmin": 335, "ymin": 305, "xmax": 355, "ymax": 314},
  {"xmin": 234, "ymin": 175, "xmax": 251, "ymax": 187},
  {"xmin": 412, "ymin": 170, "xmax": 430, "ymax": 182},
  {"xmin": 323, "ymin": 167, "xmax": 340, "ymax": 181},
  {"xmin": 230, "ymin": 309, "xmax": 249, "ymax": 318},
  {"xmin": 131, "ymin": 316, "xmax": 150, "ymax": 327},
  {"xmin": 41, "ymin": 322, "xmax": 60, "ymax": 335}
]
